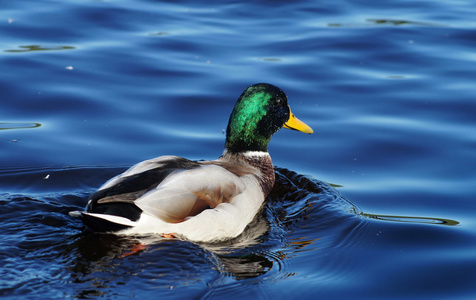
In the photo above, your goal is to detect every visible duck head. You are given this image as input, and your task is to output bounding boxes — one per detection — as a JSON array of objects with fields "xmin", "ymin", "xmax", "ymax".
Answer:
[{"xmin": 225, "ymin": 83, "xmax": 313, "ymax": 153}]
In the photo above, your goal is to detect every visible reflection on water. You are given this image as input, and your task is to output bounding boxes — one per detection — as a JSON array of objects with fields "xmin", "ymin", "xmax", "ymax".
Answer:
[
  {"xmin": 0, "ymin": 122, "xmax": 42, "ymax": 130},
  {"xmin": 366, "ymin": 19, "xmax": 444, "ymax": 27},
  {"xmin": 4, "ymin": 45, "xmax": 75, "ymax": 53},
  {"xmin": 219, "ymin": 254, "xmax": 273, "ymax": 280},
  {"xmin": 362, "ymin": 212, "xmax": 459, "ymax": 226},
  {"xmin": 148, "ymin": 32, "xmax": 169, "ymax": 36},
  {"xmin": 328, "ymin": 18, "xmax": 444, "ymax": 28}
]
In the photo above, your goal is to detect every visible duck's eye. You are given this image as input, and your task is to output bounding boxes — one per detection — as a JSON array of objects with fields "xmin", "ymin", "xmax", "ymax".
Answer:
[{"xmin": 275, "ymin": 97, "xmax": 287, "ymax": 107}]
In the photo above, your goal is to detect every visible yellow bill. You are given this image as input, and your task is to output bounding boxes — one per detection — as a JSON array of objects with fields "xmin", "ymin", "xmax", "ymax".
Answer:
[{"xmin": 283, "ymin": 106, "xmax": 314, "ymax": 134}]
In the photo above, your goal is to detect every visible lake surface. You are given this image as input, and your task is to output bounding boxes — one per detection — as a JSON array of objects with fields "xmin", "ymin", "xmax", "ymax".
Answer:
[{"xmin": 1, "ymin": 0, "xmax": 475, "ymax": 299}]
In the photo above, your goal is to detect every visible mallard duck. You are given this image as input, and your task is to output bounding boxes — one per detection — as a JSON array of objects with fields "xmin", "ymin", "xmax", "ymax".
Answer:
[{"xmin": 71, "ymin": 83, "xmax": 313, "ymax": 242}]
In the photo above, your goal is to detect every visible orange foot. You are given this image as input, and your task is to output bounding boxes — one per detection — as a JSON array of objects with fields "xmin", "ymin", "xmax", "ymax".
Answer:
[
  {"xmin": 118, "ymin": 243, "xmax": 148, "ymax": 258},
  {"xmin": 161, "ymin": 233, "xmax": 178, "ymax": 239}
]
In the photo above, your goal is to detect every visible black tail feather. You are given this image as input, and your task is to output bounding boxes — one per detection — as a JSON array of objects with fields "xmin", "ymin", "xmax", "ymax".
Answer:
[{"xmin": 81, "ymin": 213, "xmax": 133, "ymax": 232}]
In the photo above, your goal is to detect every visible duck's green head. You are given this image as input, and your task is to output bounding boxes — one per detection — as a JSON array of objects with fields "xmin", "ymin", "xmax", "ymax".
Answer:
[{"xmin": 225, "ymin": 83, "xmax": 313, "ymax": 153}]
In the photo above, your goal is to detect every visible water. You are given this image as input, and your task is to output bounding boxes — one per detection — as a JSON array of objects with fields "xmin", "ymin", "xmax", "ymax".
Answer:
[{"xmin": 1, "ymin": 0, "xmax": 475, "ymax": 298}]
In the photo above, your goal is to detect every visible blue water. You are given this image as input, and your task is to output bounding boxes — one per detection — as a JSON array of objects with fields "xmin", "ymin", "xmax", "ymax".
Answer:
[{"xmin": 1, "ymin": 0, "xmax": 476, "ymax": 298}]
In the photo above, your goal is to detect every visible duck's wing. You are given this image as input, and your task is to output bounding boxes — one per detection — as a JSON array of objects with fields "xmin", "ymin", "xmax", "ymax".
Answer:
[
  {"xmin": 85, "ymin": 156, "xmax": 256, "ymax": 227},
  {"xmin": 134, "ymin": 164, "xmax": 249, "ymax": 223},
  {"xmin": 86, "ymin": 156, "xmax": 201, "ymax": 222}
]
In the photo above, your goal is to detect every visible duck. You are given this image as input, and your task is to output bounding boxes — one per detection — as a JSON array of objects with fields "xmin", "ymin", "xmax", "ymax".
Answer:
[{"xmin": 70, "ymin": 83, "xmax": 313, "ymax": 242}]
